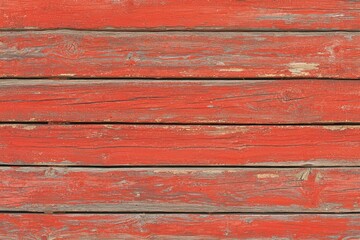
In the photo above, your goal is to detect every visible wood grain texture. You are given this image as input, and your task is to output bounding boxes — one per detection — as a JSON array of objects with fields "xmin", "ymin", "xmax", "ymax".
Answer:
[
  {"xmin": 1, "ymin": 214, "xmax": 359, "ymax": 239},
  {"xmin": 1, "ymin": 0, "xmax": 359, "ymax": 31},
  {"xmin": 1, "ymin": 80, "xmax": 360, "ymax": 124},
  {"xmin": 0, "ymin": 167, "xmax": 358, "ymax": 212},
  {"xmin": 1, "ymin": 125, "xmax": 360, "ymax": 166},
  {"xmin": 0, "ymin": 32, "xmax": 358, "ymax": 78}
]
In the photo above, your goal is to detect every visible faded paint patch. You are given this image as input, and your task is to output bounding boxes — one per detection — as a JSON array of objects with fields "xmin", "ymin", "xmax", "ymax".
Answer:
[
  {"xmin": 257, "ymin": 14, "xmax": 298, "ymax": 24},
  {"xmin": 287, "ymin": 63, "xmax": 319, "ymax": 76},
  {"xmin": 0, "ymin": 43, "xmax": 45, "ymax": 60},
  {"xmin": 208, "ymin": 126, "xmax": 249, "ymax": 135},
  {"xmin": 257, "ymin": 174, "xmax": 279, "ymax": 179}
]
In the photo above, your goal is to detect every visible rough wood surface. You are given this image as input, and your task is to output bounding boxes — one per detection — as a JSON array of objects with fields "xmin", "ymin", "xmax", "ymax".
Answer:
[
  {"xmin": 0, "ymin": 167, "xmax": 358, "ymax": 212},
  {"xmin": 1, "ymin": 214, "xmax": 359, "ymax": 239},
  {"xmin": 0, "ymin": 32, "xmax": 358, "ymax": 79},
  {"xmin": 1, "ymin": 80, "xmax": 360, "ymax": 124},
  {"xmin": 1, "ymin": 125, "xmax": 360, "ymax": 166},
  {"xmin": 1, "ymin": 0, "xmax": 359, "ymax": 31},
  {"xmin": 2, "ymin": 0, "xmax": 360, "ymax": 235}
]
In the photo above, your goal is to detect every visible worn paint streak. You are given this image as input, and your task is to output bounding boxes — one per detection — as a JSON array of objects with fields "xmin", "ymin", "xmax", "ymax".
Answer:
[
  {"xmin": 0, "ymin": 125, "xmax": 359, "ymax": 166},
  {"xmin": 1, "ymin": 0, "xmax": 359, "ymax": 30},
  {"xmin": 257, "ymin": 174, "xmax": 279, "ymax": 179},
  {"xmin": 0, "ymin": 167, "xmax": 358, "ymax": 212},
  {"xmin": 0, "ymin": 80, "xmax": 359, "ymax": 123},
  {"xmin": 0, "ymin": 214, "xmax": 359, "ymax": 239},
  {"xmin": 288, "ymin": 63, "xmax": 319, "ymax": 76},
  {"xmin": 0, "ymin": 32, "xmax": 358, "ymax": 78}
]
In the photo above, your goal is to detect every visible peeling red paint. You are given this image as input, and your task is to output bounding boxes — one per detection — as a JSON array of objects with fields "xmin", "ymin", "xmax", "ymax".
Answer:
[{"xmin": 0, "ymin": 32, "xmax": 358, "ymax": 78}]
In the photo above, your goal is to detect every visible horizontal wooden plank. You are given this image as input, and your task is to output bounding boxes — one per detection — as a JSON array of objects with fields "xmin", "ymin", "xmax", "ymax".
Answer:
[
  {"xmin": 1, "ymin": 80, "xmax": 360, "ymax": 124},
  {"xmin": 0, "ymin": 32, "xmax": 358, "ymax": 78},
  {"xmin": 1, "ymin": 125, "xmax": 360, "ymax": 166},
  {"xmin": 0, "ymin": 167, "xmax": 358, "ymax": 212},
  {"xmin": 1, "ymin": 1, "xmax": 359, "ymax": 31},
  {"xmin": 1, "ymin": 214, "xmax": 359, "ymax": 239}
]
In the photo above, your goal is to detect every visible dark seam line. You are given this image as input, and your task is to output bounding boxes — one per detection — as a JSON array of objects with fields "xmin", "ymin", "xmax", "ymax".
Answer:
[
  {"xmin": 0, "ymin": 165, "xmax": 358, "ymax": 169},
  {"xmin": 0, "ymin": 77, "xmax": 359, "ymax": 80},
  {"xmin": 0, "ymin": 28, "xmax": 359, "ymax": 33},
  {"xmin": 1, "ymin": 122, "xmax": 360, "ymax": 126},
  {"xmin": 1, "ymin": 78, "xmax": 360, "ymax": 82},
  {"xmin": 0, "ymin": 211, "xmax": 359, "ymax": 215}
]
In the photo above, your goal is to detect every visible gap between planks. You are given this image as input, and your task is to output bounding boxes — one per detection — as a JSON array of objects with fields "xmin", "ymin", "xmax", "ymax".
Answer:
[
  {"xmin": 1, "ymin": 29, "xmax": 360, "ymax": 33},
  {"xmin": 1, "ymin": 122, "xmax": 360, "ymax": 126},
  {"xmin": 0, "ymin": 211, "xmax": 359, "ymax": 215},
  {"xmin": 0, "ymin": 165, "xmax": 359, "ymax": 169},
  {"xmin": 1, "ymin": 77, "xmax": 360, "ymax": 80}
]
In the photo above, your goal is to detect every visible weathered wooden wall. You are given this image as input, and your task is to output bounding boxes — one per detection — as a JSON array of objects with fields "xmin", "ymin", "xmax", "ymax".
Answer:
[{"xmin": 0, "ymin": 1, "xmax": 359, "ymax": 239}]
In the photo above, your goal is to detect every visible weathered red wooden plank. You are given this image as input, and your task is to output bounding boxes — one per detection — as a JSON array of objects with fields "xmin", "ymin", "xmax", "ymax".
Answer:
[
  {"xmin": 0, "ymin": 167, "xmax": 358, "ymax": 212},
  {"xmin": 0, "ymin": 32, "xmax": 358, "ymax": 78},
  {"xmin": 1, "ymin": 80, "xmax": 360, "ymax": 124},
  {"xmin": 1, "ymin": 214, "xmax": 359, "ymax": 239},
  {"xmin": 2, "ymin": 125, "xmax": 359, "ymax": 166},
  {"xmin": 1, "ymin": 0, "xmax": 359, "ymax": 31}
]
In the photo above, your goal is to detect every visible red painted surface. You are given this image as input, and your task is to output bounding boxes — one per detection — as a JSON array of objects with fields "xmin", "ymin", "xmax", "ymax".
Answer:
[
  {"xmin": 0, "ymin": 167, "xmax": 358, "ymax": 212},
  {"xmin": 0, "ymin": 32, "xmax": 358, "ymax": 78},
  {"xmin": 1, "ymin": 125, "xmax": 359, "ymax": 166},
  {"xmin": 1, "ymin": 214, "xmax": 359, "ymax": 239},
  {"xmin": 1, "ymin": 0, "xmax": 359, "ymax": 30},
  {"xmin": 1, "ymin": 1, "xmax": 359, "ymax": 237},
  {"xmin": 1, "ymin": 80, "xmax": 360, "ymax": 124}
]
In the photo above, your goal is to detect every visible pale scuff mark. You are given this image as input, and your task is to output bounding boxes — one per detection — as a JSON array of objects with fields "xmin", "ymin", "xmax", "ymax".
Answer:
[
  {"xmin": 10, "ymin": 125, "xmax": 37, "ymax": 130},
  {"xmin": 44, "ymin": 167, "xmax": 67, "ymax": 178},
  {"xmin": 287, "ymin": 63, "xmax": 319, "ymax": 76},
  {"xmin": 297, "ymin": 168, "xmax": 312, "ymax": 181},
  {"xmin": 315, "ymin": 172, "xmax": 323, "ymax": 183},
  {"xmin": 256, "ymin": 13, "xmax": 298, "ymax": 24},
  {"xmin": 208, "ymin": 126, "xmax": 249, "ymax": 135},
  {"xmin": 257, "ymin": 174, "xmax": 279, "ymax": 179},
  {"xmin": 219, "ymin": 68, "xmax": 244, "ymax": 72},
  {"xmin": 323, "ymin": 126, "xmax": 355, "ymax": 131},
  {"xmin": 59, "ymin": 73, "xmax": 76, "ymax": 77},
  {"xmin": 325, "ymin": 45, "xmax": 336, "ymax": 61},
  {"xmin": 21, "ymin": 125, "xmax": 37, "ymax": 130},
  {"xmin": 258, "ymin": 74, "xmax": 286, "ymax": 78},
  {"xmin": 110, "ymin": 0, "xmax": 147, "ymax": 6}
]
